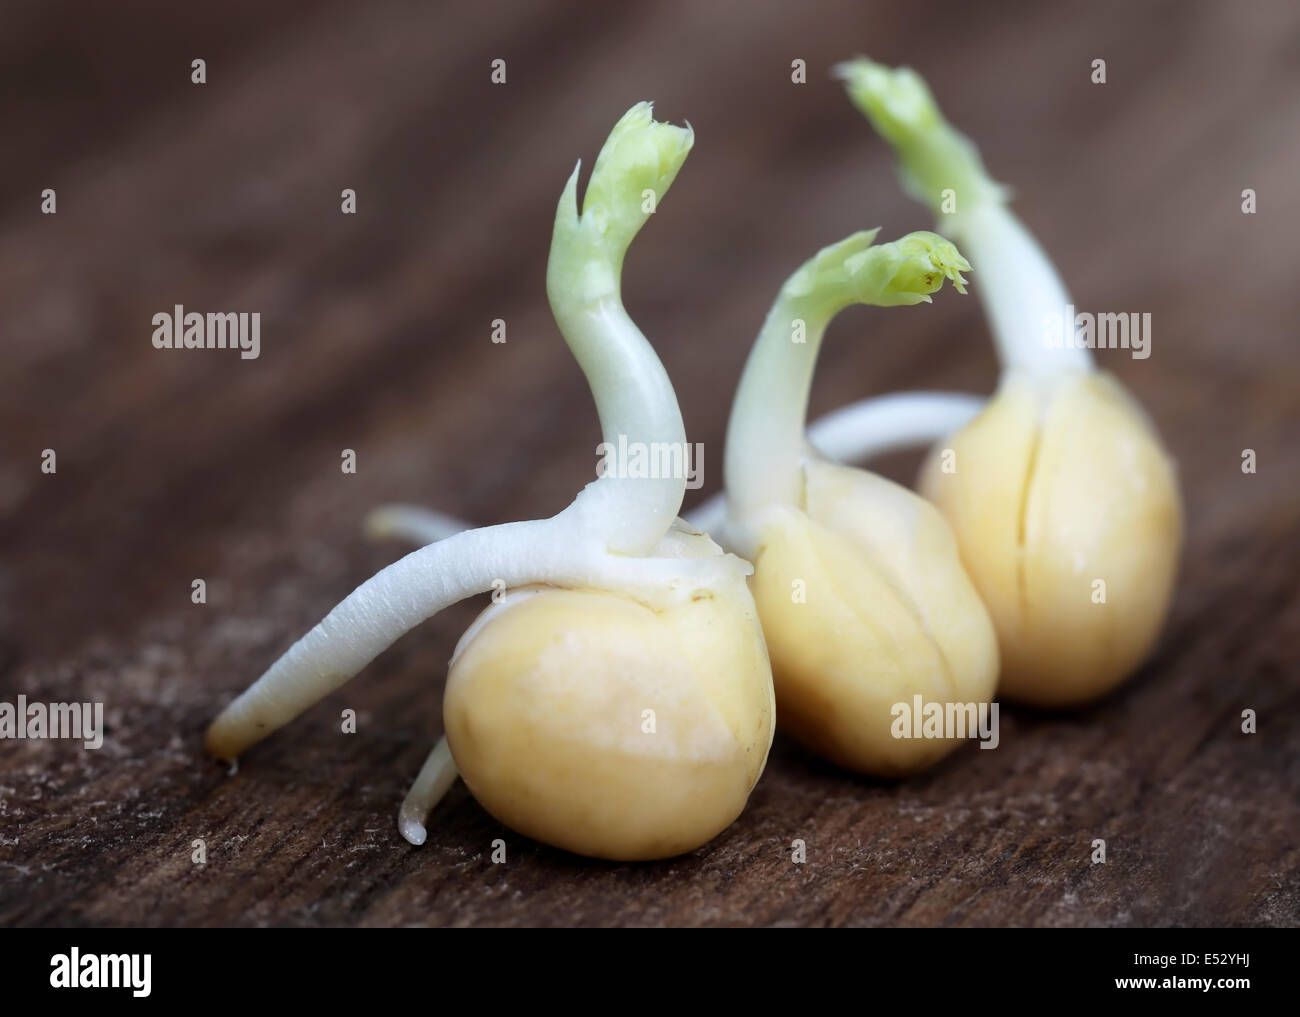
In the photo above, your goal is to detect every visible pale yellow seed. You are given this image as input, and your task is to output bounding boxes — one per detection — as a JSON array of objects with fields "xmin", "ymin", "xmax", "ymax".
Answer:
[
  {"xmin": 444, "ymin": 581, "xmax": 774, "ymax": 861},
  {"xmin": 918, "ymin": 369, "xmax": 1183, "ymax": 706},
  {"xmin": 749, "ymin": 460, "xmax": 999, "ymax": 776}
]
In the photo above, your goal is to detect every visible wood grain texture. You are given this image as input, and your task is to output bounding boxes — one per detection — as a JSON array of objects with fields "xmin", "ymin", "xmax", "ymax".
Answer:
[{"xmin": 1, "ymin": 0, "xmax": 1297, "ymax": 927}]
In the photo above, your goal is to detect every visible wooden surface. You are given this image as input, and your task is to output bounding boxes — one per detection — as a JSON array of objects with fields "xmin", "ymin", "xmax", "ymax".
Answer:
[{"xmin": 1, "ymin": 0, "xmax": 1297, "ymax": 927}]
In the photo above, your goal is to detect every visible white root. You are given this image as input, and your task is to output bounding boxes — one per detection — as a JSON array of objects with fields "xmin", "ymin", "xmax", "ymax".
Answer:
[
  {"xmin": 206, "ymin": 517, "xmax": 558, "ymax": 760},
  {"xmin": 805, "ymin": 390, "xmax": 984, "ymax": 465},
  {"xmin": 398, "ymin": 736, "xmax": 458, "ymax": 846},
  {"xmin": 364, "ymin": 504, "xmax": 474, "ymax": 546}
]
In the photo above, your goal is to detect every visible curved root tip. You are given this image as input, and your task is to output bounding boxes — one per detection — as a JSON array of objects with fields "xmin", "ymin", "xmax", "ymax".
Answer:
[
  {"xmin": 398, "ymin": 812, "xmax": 428, "ymax": 847},
  {"xmin": 205, "ymin": 722, "xmax": 238, "ymax": 765},
  {"xmin": 362, "ymin": 505, "xmax": 475, "ymax": 546},
  {"xmin": 361, "ymin": 509, "xmax": 394, "ymax": 542}
]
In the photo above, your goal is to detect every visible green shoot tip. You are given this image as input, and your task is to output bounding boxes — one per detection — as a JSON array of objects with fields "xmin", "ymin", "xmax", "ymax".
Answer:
[
  {"xmin": 835, "ymin": 56, "xmax": 1008, "ymax": 215},
  {"xmin": 782, "ymin": 228, "xmax": 970, "ymax": 314}
]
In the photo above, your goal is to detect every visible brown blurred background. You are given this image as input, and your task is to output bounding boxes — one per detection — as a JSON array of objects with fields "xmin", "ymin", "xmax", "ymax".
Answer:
[{"xmin": 0, "ymin": 0, "xmax": 1296, "ymax": 926}]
